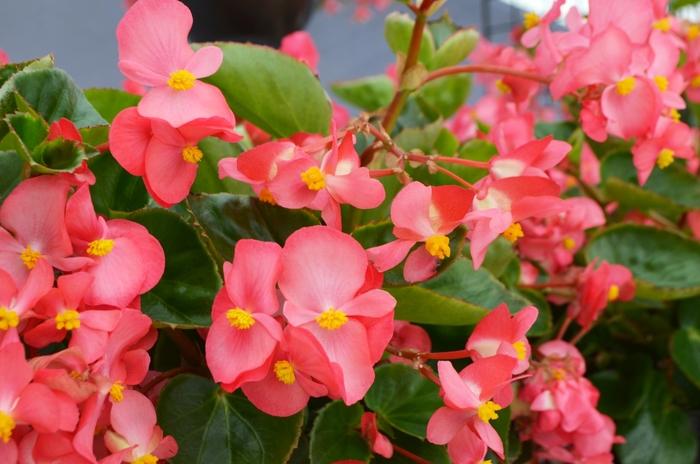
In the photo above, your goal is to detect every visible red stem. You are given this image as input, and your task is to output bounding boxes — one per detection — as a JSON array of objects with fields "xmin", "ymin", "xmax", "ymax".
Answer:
[
  {"xmin": 393, "ymin": 444, "xmax": 432, "ymax": 464},
  {"xmin": 421, "ymin": 349, "xmax": 471, "ymax": 360},
  {"xmin": 519, "ymin": 282, "xmax": 574, "ymax": 290},
  {"xmin": 140, "ymin": 366, "xmax": 207, "ymax": 394},
  {"xmin": 369, "ymin": 168, "xmax": 399, "ymax": 178},
  {"xmin": 556, "ymin": 316, "xmax": 573, "ymax": 340},
  {"xmin": 570, "ymin": 326, "xmax": 591, "ymax": 345},
  {"xmin": 419, "ymin": 365, "xmax": 441, "ymax": 386},
  {"xmin": 423, "ymin": 64, "xmax": 552, "ymax": 86},
  {"xmin": 432, "ymin": 164, "xmax": 475, "ymax": 189}
]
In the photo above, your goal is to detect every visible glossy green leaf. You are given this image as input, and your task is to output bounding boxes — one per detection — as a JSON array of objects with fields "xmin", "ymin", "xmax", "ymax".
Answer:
[
  {"xmin": 432, "ymin": 29, "xmax": 479, "ymax": 69},
  {"xmin": 310, "ymin": 401, "xmax": 370, "ymax": 464},
  {"xmin": 331, "ymin": 75, "xmax": 395, "ymax": 112},
  {"xmin": 671, "ymin": 326, "xmax": 700, "ymax": 388},
  {"xmin": 384, "ymin": 12, "xmax": 436, "ymax": 66},
  {"xmin": 158, "ymin": 375, "xmax": 304, "ymax": 464},
  {"xmin": 364, "ymin": 364, "xmax": 441, "ymax": 439},
  {"xmin": 129, "ymin": 209, "xmax": 221, "ymax": 327},
  {"xmin": 191, "ymin": 137, "xmax": 249, "ymax": 195},
  {"xmin": 0, "ymin": 150, "xmax": 24, "ymax": 201},
  {"xmin": 88, "ymin": 152, "xmax": 148, "ymax": 216},
  {"xmin": 0, "ymin": 55, "xmax": 53, "ymax": 88},
  {"xmin": 83, "ymin": 88, "xmax": 140, "ymax": 123},
  {"xmin": 416, "ymin": 74, "xmax": 470, "ymax": 120},
  {"xmin": 395, "ymin": 118, "xmax": 443, "ymax": 152},
  {"xmin": 585, "ymin": 224, "xmax": 700, "ymax": 300},
  {"xmin": 188, "ymin": 193, "xmax": 319, "ymax": 262},
  {"xmin": 203, "ymin": 42, "xmax": 331, "ymax": 137}
]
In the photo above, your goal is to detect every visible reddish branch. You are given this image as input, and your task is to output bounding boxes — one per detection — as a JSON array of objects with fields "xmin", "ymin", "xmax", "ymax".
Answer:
[{"xmin": 423, "ymin": 64, "xmax": 552, "ymax": 86}]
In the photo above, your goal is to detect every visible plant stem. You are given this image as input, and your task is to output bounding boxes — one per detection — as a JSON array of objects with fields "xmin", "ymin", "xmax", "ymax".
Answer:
[
  {"xmin": 570, "ymin": 326, "xmax": 591, "ymax": 345},
  {"xmin": 369, "ymin": 168, "xmax": 399, "ymax": 178},
  {"xmin": 393, "ymin": 444, "xmax": 432, "ymax": 464},
  {"xmin": 163, "ymin": 328, "xmax": 204, "ymax": 366},
  {"xmin": 556, "ymin": 316, "xmax": 573, "ymax": 340},
  {"xmin": 432, "ymin": 164, "xmax": 475, "ymax": 189},
  {"xmin": 421, "ymin": 349, "xmax": 471, "ymax": 360},
  {"xmin": 422, "ymin": 64, "xmax": 552, "ymax": 86},
  {"xmin": 140, "ymin": 366, "xmax": 208, "ymax": 394}
]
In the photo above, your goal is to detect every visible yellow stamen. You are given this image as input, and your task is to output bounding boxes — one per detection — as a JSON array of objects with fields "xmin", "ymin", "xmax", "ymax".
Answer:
[
  {"xmin": 55, "ymin": 309, "xmax": 81, "ymax": 331},
  {"xmin": 512, "ymin": 341, "xmax": 527, "ymax": 361},
  {"xmin": 657, "ymin": 148, "xmax": 675, "ymax": 169},
  {"xmin": 300, "ymin": 166, "xmax": 325, "ymax": 191},
  {"xmin": 688, "ymin": 24, "xmax": 700, "ymax": 40},
  {"xmin": 133, "ymin": 454, "xmax": 159, "ymax": 464},
  {"xmin": 562, "ymin": 236, "xmax": 576, "ymax": 251},
  {"xmin": 109, "ymin": 382, "xmax": 125, "ymax": 403},
  {"xmin": 316, "ymin": 308, "xmax": 348, "ymax": 330},
  {"xmin": 0, "ymin": 412, "xmax": 15, "ymax": 444},
  {"xmin": 478, "ymin": 461, "xmax": 493, "ymax": 464},
  {"xmin": 181, "ymin": 145, "xmax": 203, "ymax": 164},
  {"xmin": 502, "ymin": 223, "xmax": 524, "ymax": 243},
  {"xmin": 226, "ymin": 308, "xmax": 256, "ymax": 330},
  {"xmin": 259, "ymin": 188, "xmax": 276, "ymax": 205},
  {"xmin": 20, "ymin": 245, "xmax": 42, "ymax": 269},
  {"xmin": 273, "ymin": 360, "xmax": 296, "ymax": 385},
  {"xmin": 608, "ymin": 284, "xmax": 620, "ymax": 302},
  {"xmin": 167, "ymin": 69, "xmax": 196, "ymax": 91},
  {"xmin": 552, "ymin": 368, "xmax": 567, "ymax": 381},
  {"xmin": 616, "ymin": 77, "xmax": 636, "ymax": 96},
  {"xmin": 692, "ymin": 75, "xmax": 700, "ymax": 88},
  {"xmin": 0, "ymin": 307, "xmax": 19, "ymax": 331},
  {"xmin": 653, "ymin": 75, "xmax": 668, "ymax": 92},
  {"xmin": 653, "ymin": 17, "xmax": 672, "ymax": 32},
  {"xmin": 87, "ymin": 239, "xmax": 114, "ymax": 257},
  {"xmin": 667, "ymin": 108, "xmax": 681, "ymax": 122},
  {"xmin": 523, "ymin": 12, "xmax": 540, "ymax": 30},
  {"xmin": 477, "ymin": 401, "xmax": 502, "ymax": 423},
  {"xmin": 425, "ymin": 235, "xmax": 451, "ymax": 260},
  {"xmin": 495, "ymin": 79, "xmax": 511, "ymax": 94}
]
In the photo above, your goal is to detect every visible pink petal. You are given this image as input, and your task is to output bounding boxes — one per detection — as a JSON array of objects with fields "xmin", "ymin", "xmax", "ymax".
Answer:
[
  {"xmin": 22, "ymin": 319, "xmax": 64, "ymax": 349},
  {"xmin": 13, "ymin": 260, "xmax": 53, "ymax": 314},
  {"xmin": 110, "ymin": 389, "xmax": 156, "ymax": 447},
  {"xmin": 14, "ymin": 384, "xmax": 60, "ymax": 433},
  {"xmin": 447, "ymin": 426, "xmax": 487, "ymax": 464},
  {"xmin": 431, "ymin": 185, "xmax": 474, "ymax": 233},
  {"xmin": 144, "ymin": 138, "xmax": 198, "ymax": 206},
  {"xmin": 437, "ymin": 361, "xmax": 480, "ymax": 410},
  {"xmin": 340, "ymin": 289, "xmax": 395, "ymax": 319},
  {"xmin": 70, "ymin": 326, "xmax": 109, "ymax": 364},
  {"xmin": 320, "ymin": 198, "xmax": 341, "ymax": 230},
  {"xmin": 109, "ymin": 108, "xmax": 152, "ymax": 176},
  {"xmin": 366, "ymin": 239, "xmax": 415, "ymax": 273},
  {"xmin": 403, "ymin": 247, "xmax": 439, "ymax": 283},
  {"xmin": 391, "ymin": 182, "xmax": 435, "ymax": 239},
  {"xmin": 268, "ymin": 157, "xmax": 319, "ymax": 209},
  {"xmin": 325, "ymin": 168, "xmax": 385, "ymax": 209},
  {"xmin": 108, "ymin": 219, "xmax": 165, "ymax": 294},
  {"xmin": 241, "ymin": 364, "xmax": 311, "ymax": 417},
  {"xmin": 601, "ymin": 78, "xmax": 661, "ymax": 139},
  {"xmin": 226, "ymin": 239, "xmax": 282, "ymax": 315},
  {"xmin": 57, "ymin": 272, "xmax": 93, "ymax": 310},
  {"xmin": 426, "ymin": 407, "xmax": 469, "ymax": 445},
  {"xmin": 185, "ymin": 45, "xmax": 223, "ymax": 78},
  {"xmin": 473, "ymin": 419, "xmax": 504, "ymax": 458},
  {"xmin": 0, "ymin": 343, "xmax": 32, "ymax": 406}
]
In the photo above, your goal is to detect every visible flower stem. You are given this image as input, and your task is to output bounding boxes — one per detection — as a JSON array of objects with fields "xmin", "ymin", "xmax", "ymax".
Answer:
[
  {"xmin": 393, "ymin": 444, "xmax": 432, "ymax": 464},
  {"xmin": 422, "ymin": 64, "xmax": 552, "ymax": 86},
  {"xmin": 421, "ymin": 349, "xmax": 471, "ymax": 360}
]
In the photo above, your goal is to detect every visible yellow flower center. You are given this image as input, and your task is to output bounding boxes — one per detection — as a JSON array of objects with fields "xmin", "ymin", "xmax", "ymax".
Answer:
[
  {"xmin": 495, "ymin": 79, "xmax": 511, "ymax": 94},
  {"xmin": 226, "ymin": 308, "xmax": 256, "ymax": 330},
  {"xmin": 20, "ymin": 245, "xmax": 42, "ymax": 269},
  {"xmin": 109, "ymin": 382, "xmax": 125, "ymax": 403},
  {"xmin": 182, "ymin": 145, "xmax": 203, "ymax": 164},
  {"xmin": 425, "ymin": 234, "xmax": 451, "ymax": 260},
  {"xmin": 273, "ymin": 360, "xmax": 296, "ymax": 385},
  {"xmin": 133, "ymin": 454, "xmax": 159, "ymax": 464},
  {"xmin": 300, "ymin": 166, "xmax": 326, "ymax": 191},
  {"xmin": 688, "ymin": 24, "xmax": 700, "ymax": 40},
  {"xmin": 616, "ymin": 77, "xmax": 636, "ymax": 96},
  {"xmin": 693, "ymin": 75, "xmax": 700, "ymax": 88},
  {"xmin": 316, "ymin": 308, "xmax": 348, "ymax": 330},
  {"xmin": 562, "ymin": 236, "xmax": 576, "ymax": 251},
  {"xmin": 608, "ymin": 284, "xmax": 620, "ymax": 302},
  {"xmin": 477, "ymin": 401, "xmax": 502, "ymax": 423},
  {"xmin": 55, "ymin": 309, "xmax": 81, "ymax": 331},
  {"xmin": 0, "ymin": 412, "xmax": 15, "ymax": 444},
  {"xmin": 259, "ymin": 188, "xmax": 276, "ymax": 205},
  {"xmin": 522, "ymin": 11, "xmax": 540, "ymax": 30},
  {"xmin": 552, "ymin": 368, "xmax": 567, "ymax": 381},
  {"xmin": 167, "ymin": 69, "xmax": 196, "ymax": 91},
  {"xmin": 87, "ymin": 239, "xmax": 114, "ymax": 257},
  {"xmin": 502, "ymin": 223, "xmax": 524, "ymax": 243},
  {"xmin": 653, "ymin": 17, "xmax": 672, "ymax": 32},
  {"xmin": 667, "ymin": 108, "xmax": 681, "ymax": 122},
  {"xmin": 657, "ymin": 148, "xmax": 675, "ymax": 169},
  {"xmin": 653, "ymin": 75, "xmax": 668, "ymax": 92},
  {"xmin": 0, "ymin": 307, "xmax": 19, "ymax": 331},
  {"xmin": 478, "ymin": 461, "xmax": 493, "ymax": 464},
  {"xmin": 512, "ymin": 341, "xmax": 526, "ymax": 361}
]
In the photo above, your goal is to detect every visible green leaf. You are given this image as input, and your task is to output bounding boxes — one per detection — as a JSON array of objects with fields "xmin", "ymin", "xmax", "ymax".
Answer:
[
  {"xmin": 331, "ymin": 75, "xmax": 395, "ymax": 112},
  {"xmin": 395, "ymin": 118, "xmax": 443, "ymax": 152},
  {"xmin": 88, "ymin": 152, "xmax": 148, "ymax": 216},
  {"xmin": 387, "ymin": 257, "xmax": 545, "ymax": 328},
  {"xmin": 158, "ymin": 375, "xmax": 304, "ymax": 464},
  {"xmin": 0, "ymin": 150, "xmax": 24, "ymax": 201},
  {"xmin": 671, "ymin": 326, "xmax": 700, "ymax": 388},
  {"xmin": 191, "ymin": 137, "xmax": 249, "ymax": 195},
  {"xmin": 434, "ymin": 128, "xmax": 459, "ymax": 155},
  {"xmin": 585, "ymin": 224, "xmax": 700, "ymax": 300},
  {"xmin": 416, "ymin": 74, "xmax": 470, "ymax": 120},
  {"xmin": 364, "ymin": 364, "xmax": 441, "ymax": 439},
  {"xmin": 0, "ymin": 55, "xmax": 53, "ymax": 89},
  {"xmin": 384, "ymin": 12, "xmax": 436, "ymax": 67},
  {"xmin": 601, "ymin": 151, "xmax": 700, "ymax": 216},
  {"xmin": 203, "ymin": 42, "xmax": 331, "ymax": 138},
  {"xmin": 432, "ymin": 29, "xmax": 479, "ymax": 69},
  {"xmin": 129, "ymin": 209, "xmax": 221, "ymax": 327},
  {"xmin": 188, "ymin": 193, "xmax": 319, "ymax": 262},
  {"xmin": 310, "ymin": 401, "xmax": 370, "ymax": 464},
  {"xmin": 83, "ymin": 88, "xmax": 140, "ymax": 123}
]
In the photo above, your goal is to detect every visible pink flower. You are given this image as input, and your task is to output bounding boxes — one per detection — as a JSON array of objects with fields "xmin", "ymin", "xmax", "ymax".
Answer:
[
  {"xmin": 426, "ymin": 356, "xmax": 517, "ymax": 460},
  {"xmin": 116, "ymin": 0, "xmax": 233, "ymax": 127},
  {"xmin": 47, "ymin": 118, "xmax": 83, "ymax": 143},
  {"xmin": 631, "ymin": 117, "xmax": 695, "ymax": 185},
  {"xmin": 241, "ymin": 326, "xmax": 333, "ymax": 417},
  {"xmin": 0, "ymin": 49, "xmax": 8, "ymax": 66},
  {"xmin": 367, "ymin": 182, "xmax": 473, "ymax": 282},
  {"xmin": 569, "ymin": 261, "xmax": 635, "ymax": 330},
  {"xmin": 464, "ymin": 176, "xmax": 565, "ymax": 269},
  {"xmin": 104, "ymin": 390, "xmax": 177, "ymax": 463},
  {"xmin": 280, "ymin": 31, "xmax": 320, "ymax": 74},
  {"xmin": 23, "ymin": 272, "xmax": 122, "ymax": 363},
  {"xmin": 0, "ymin": 262, "xmax": 53, "ymax": 348},
  {"xmin": 489, "ymin": 136, "xmax": 571, "ymax": 180},
  {"xmin": 110, "ymin": 107, "xmax": 241, "ymax": 207},
  {"xmin": 389, "ymin": 321, "xmax": 431, "ymax": 364},
  {"xmin": 279, "ymin": 226, "xmax": 396, "ymax": 404},
  {"xmin": 0, "ymin": 176, "xmax": 82, "ymax": 286},
  {"xmin": 271, "ymin": 133, "xmax": 385, "ymax": 229},
  {"xmin": 65, "ymin": 185, "xmax": 165, "ymax": 307},
  {"xmin": 579, "ymin": 143, "xmax": 601, "ymax": 186},
  {"xmin": 467, "ymin": 304, "xmax": 538, "ymax": 374},
  {"xmin": 360, "ymin": 412, "xmax": 393, "ymax": 458},
  {"xmin": 206, "ymin": 240, "xmax": 283, "ymax": 392}
]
